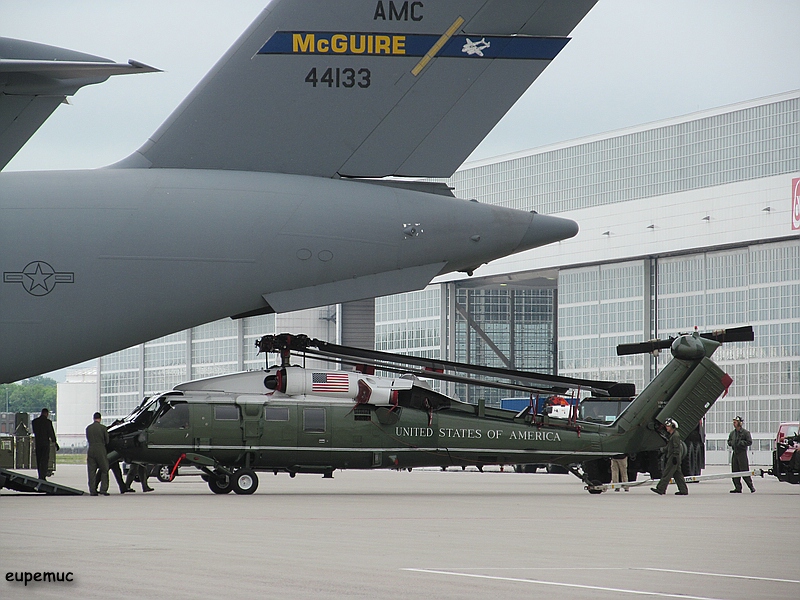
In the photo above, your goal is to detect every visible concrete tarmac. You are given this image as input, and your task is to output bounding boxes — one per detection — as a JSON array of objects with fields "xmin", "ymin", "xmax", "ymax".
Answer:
[{"xmin": 1, "ymin": 464, "xmax": 797, "ymax": 600}]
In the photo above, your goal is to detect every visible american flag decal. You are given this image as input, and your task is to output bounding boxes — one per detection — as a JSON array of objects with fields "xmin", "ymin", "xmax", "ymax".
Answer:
[{"xmin": 312, "ymin": 372, "xmax": 350, "ymax": 393}]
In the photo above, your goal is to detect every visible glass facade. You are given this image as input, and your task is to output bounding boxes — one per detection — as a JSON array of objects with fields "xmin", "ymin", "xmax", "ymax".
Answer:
[
  {"xmin": 446, "ymin": 96, "xmax": 800, "ymax": 215},
  {"xmin": 374, "ymin": 286, "xmax": 555, "ymax": 407},
  {"xmin": 99, "ymin": 314, "xmax": 276, "ymax": 421},
  {"xmin": 191, "ymin": 319, "xmax": 238, "ymax": 380},
  {"xmin": 558, "ymin": 262, "xmax": 646, "ymax": 392},
  {"xmin": 144, "ymin": 332, "xmax": 187, "ymax": 396},
  {"xmin": 557, "ymin": 243, "xmax": 800, "ymax": 444},
  {"xmin": 657, "ymin": 243, "xmax": 800, "ymax": 442},
  {"xmin": 243, "ymin": 315, "xmax": 276, "ymax": 370},
  {"xmin": 452, "ymin": 287, "xmax": 555, "ymax": 407},
  {"xmin": 375, "ymin": 288, "xmax": 440, "ymax": 358},
  {"xmin": 99, "ymin": 347, "xmax": 140, "ymax": 418}
]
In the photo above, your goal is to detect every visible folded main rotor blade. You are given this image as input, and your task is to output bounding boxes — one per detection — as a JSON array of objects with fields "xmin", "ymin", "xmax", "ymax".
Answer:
[
  {"xmin": 298, "ymin": 352, "xmax": 566, "ymax": 396},
  {"xmin": 257, "ymin": 333, "xmax": 622, "ymax": 394}
]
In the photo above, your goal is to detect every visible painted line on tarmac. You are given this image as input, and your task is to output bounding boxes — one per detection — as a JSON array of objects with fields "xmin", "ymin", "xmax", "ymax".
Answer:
[
  {"xmin": 402, "ymin": 569, "xmax": 727, "ymax": 600},
  {"xmin": 635, "ymin": 568, "xmax": 800, "ymax": 585}
]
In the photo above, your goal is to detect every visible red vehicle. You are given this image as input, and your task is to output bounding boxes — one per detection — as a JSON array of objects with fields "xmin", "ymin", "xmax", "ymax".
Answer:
[{"xmin": 770, "ymin": 422, "xmax": 800, "ymax": 484}]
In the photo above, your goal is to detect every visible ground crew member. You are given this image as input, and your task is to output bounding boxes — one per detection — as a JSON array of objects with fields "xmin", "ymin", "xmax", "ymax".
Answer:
[
  {"xmin": 125, "ymin": 462, "xmax": 155, "ymax": 493},
  {"xmin": 108, "ymin": 419, "xmax": 134, "ymax": 493},
  {"xmin": 31, "ymin": 408, "xmax": 58, "ymax": 480},
  {"xmin": 610, "ymin": 454, "xmax": 629, "ymax": 491},
  {"xmin": 86, "ymin": 412, "xmax": 110, "ymax": 496},
  {"xmin": 728, "ymin": 416, "xmax": 755, "ymax": 493},
  {"xmin": 651, "ymin": 418, "xmax": 688, "ymax": 495},
  {"xmin": 109, "ymin": 458, "xmax": 135, "ymax": 493}
]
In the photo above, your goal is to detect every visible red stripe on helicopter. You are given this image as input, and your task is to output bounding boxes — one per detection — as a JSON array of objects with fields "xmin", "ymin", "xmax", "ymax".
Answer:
[{"xmin": 721, "ymin": 372, "xmax": 733, "ymax": 397}]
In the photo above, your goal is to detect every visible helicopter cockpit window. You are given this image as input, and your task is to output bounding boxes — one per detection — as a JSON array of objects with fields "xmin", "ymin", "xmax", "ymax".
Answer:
[
  {"xmin": 265, "ymin": 406, "xmax": 290, "ymax": 422},
  {"xmin": 214, "ymin": 405, "xmax": 239, "ymax": 421},
  {"xmin": 303, "ymin": 408, "xmax": 326, "ymax": 433},
  {"xmin": 153, "ymin": 402, "xmax": 190, "ymax": 429},
  {"xmin": 579, "ymin": 400, "xmax": 632, "ymax": 424}
]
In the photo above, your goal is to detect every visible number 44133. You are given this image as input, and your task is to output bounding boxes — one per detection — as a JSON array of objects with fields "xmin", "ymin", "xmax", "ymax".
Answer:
[{"xmin": 305, "ymin": 67, "xmax": 371, "ymax": 88}]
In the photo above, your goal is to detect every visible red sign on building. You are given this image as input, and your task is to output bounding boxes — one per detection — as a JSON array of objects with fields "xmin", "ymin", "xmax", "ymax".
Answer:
[{"xmin": 794, "ymin": 177, "xmax": 800, "ymax": 231}]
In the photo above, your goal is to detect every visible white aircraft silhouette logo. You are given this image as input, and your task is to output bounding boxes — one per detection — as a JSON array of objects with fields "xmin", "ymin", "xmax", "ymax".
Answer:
[{"xmin": 462, "ymin": 37, "xmax": 490, "ymax": 56}]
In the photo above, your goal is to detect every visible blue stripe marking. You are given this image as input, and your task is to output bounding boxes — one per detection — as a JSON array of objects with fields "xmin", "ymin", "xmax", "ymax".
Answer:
[
  {"xmin": 443, "ymin": 36, "xmax": 568, "ymax": 59},
  {"xmin": 258, "ymin": 32, "xmax": 569, "ymax": 59}
]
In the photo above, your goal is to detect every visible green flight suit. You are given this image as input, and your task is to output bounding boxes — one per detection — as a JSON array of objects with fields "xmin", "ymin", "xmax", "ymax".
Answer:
[
  {"xmin": 655, "ymin": 429, "xmax": 688, "ymax": 495},
  {"xmin": 728, "ymin": 426, "xmax": 754, "ymax": 492},
  {"xmin": 86, "ymin": 420, "xmax": 110, "ymax": 494}
]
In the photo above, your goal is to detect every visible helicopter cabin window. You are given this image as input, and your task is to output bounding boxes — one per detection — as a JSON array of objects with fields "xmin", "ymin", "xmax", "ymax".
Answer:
[
  {"xmin": 154, "ymin": 402, "xmax": 190, "ymax": 429},
  {"xmin": 303, "ymin": 408, "xmax": 326, "ymax": 433},
  {"xmin": 214, "ymin": 405, "xmax": 239, "ymax": 421},
  {"xmin": 265, "ymin": 406, "xmax": 290, "ymax": 422}
]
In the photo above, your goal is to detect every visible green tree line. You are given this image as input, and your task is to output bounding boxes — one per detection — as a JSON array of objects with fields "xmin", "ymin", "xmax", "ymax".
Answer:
[{"xmin": 1, "ymin": 376, "xmax": 57, "ymax": 414}]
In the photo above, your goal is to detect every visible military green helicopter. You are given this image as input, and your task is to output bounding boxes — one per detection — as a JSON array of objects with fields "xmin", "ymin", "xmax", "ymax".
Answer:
[{"xmin": 107, "ymin": 327, "xmax": 753, "ymax": 494}]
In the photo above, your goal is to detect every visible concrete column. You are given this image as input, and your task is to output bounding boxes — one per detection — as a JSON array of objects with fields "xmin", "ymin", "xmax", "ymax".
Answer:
[
  {"xmin": 185, "ymin": 328, "xmax": 192, "ymax": 381},
  {"xmin": 138, "ymin": 343, "xmax": 145, "ymax": 399},
  {"xmin": 237, "ymin": 319, "xmax": 244, "ymax": 372}
]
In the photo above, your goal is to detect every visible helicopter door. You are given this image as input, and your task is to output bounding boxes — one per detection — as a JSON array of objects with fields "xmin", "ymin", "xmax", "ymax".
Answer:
[
  {"xmin": 147, "ymin": 402, "xmax": 191, "ymax": 450},
  {"xmin": 297, "ymin": 406, "xmax": 331, "ymax": 452},
  {"xmin": 263, "ymin": 404, "xmax": 297, "ymax": 450},
  {"xmin": 211, "ymin": 403, "xmax": 243, "ymax": 461},
  {"xmin": 191, "ymin": 403, "xmax": 213, "ymax": 450},
  {"xmin": 237, "ymin": 397, "xmax": 264, "ymax": 446},
  {"xmin": 262, "ymin": 404, "xmax": 297, "ymax": 466}
]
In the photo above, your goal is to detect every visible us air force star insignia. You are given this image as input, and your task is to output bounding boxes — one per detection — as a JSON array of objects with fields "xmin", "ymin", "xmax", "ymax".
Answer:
[{"xmin": 3, "ymin": 261, "xmax": 75, "ymax": 296}]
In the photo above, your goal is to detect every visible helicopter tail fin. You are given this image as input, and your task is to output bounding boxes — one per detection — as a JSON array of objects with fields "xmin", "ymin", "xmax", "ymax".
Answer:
[
  {"xmin": 653, "ymin": 357, "xmax": 729, "ymax": 437},
  {"xmin": 613, "ymin": 354, "xmax": 730, "ymax": 453}
]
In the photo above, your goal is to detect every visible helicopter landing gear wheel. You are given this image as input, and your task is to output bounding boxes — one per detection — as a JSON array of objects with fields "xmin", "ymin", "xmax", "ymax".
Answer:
[
  {"xmin": 208, "ymin": 474, "xmax": 233, "ymax": 494},
  {"xmin": 232, "ymin": 469, "xmax": 259, "ymax": 495},
  {"xmin": 157, "ymin": 464, "xmax": 173, "ymax": 482},
  {"xmin": 587, "ymin": 480, "xmax": 604, "ymax": 494}
]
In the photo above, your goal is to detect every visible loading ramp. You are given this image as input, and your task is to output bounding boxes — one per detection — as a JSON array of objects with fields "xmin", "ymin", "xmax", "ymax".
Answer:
[{"xmin": 0, "ymin": 467, "xmax": 84, "ymax": 495}]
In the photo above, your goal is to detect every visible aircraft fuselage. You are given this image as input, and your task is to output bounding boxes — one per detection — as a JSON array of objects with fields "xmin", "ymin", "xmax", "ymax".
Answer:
[
  {"xmin": 115, "ymin": 398, "xmax": 611, "ymax": 473},
  {"xmin": 0, "ymin": 168, "xmax": 577, "ymax": 382}
]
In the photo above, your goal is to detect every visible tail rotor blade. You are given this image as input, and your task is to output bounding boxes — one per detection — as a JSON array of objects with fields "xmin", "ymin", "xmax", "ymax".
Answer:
[
  {"xmin": 617, "ymin": 326, "xmax": 754, "ymax": 356},
  {"xmin": 699, "ymin": 325, "xmax": 754, "ymax": 344},
  {"xmin": 616, "ymin": 338, "xmax": 673, "ymax": 356}
]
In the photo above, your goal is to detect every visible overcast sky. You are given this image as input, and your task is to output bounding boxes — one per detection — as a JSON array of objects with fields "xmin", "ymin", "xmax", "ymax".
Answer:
[
  {"xmin": 4, "ymin": 0, "xmax": 800, "ymax": 173},
  {"xmin": 4, "ymin": 0, "xmax": 800, "ymax": 381}
]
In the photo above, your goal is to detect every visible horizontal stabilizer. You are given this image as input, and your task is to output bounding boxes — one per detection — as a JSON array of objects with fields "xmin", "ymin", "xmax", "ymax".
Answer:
[
  {"xmin": 351, "ymin": 178, "xmax": 455, "ymax": 197},
  {"xmin": 129, "ymin": 0, "xmax": 598, "ymax": 178},
  {"xmin": 0, "ymin": 37, "xmax": 160, "ymax": 171}
]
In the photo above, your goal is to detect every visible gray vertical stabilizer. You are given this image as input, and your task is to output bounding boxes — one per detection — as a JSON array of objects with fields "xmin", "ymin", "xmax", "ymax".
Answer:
[{"xmin": 125, "ymin": 0, "xmax": 597, "ymax": 178}]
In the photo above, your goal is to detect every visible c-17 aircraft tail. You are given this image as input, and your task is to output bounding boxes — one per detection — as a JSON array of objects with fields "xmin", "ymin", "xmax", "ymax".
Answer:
[{"xmin": 121, "ymin": 0, "xmax": 598, "ymax": 178}]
